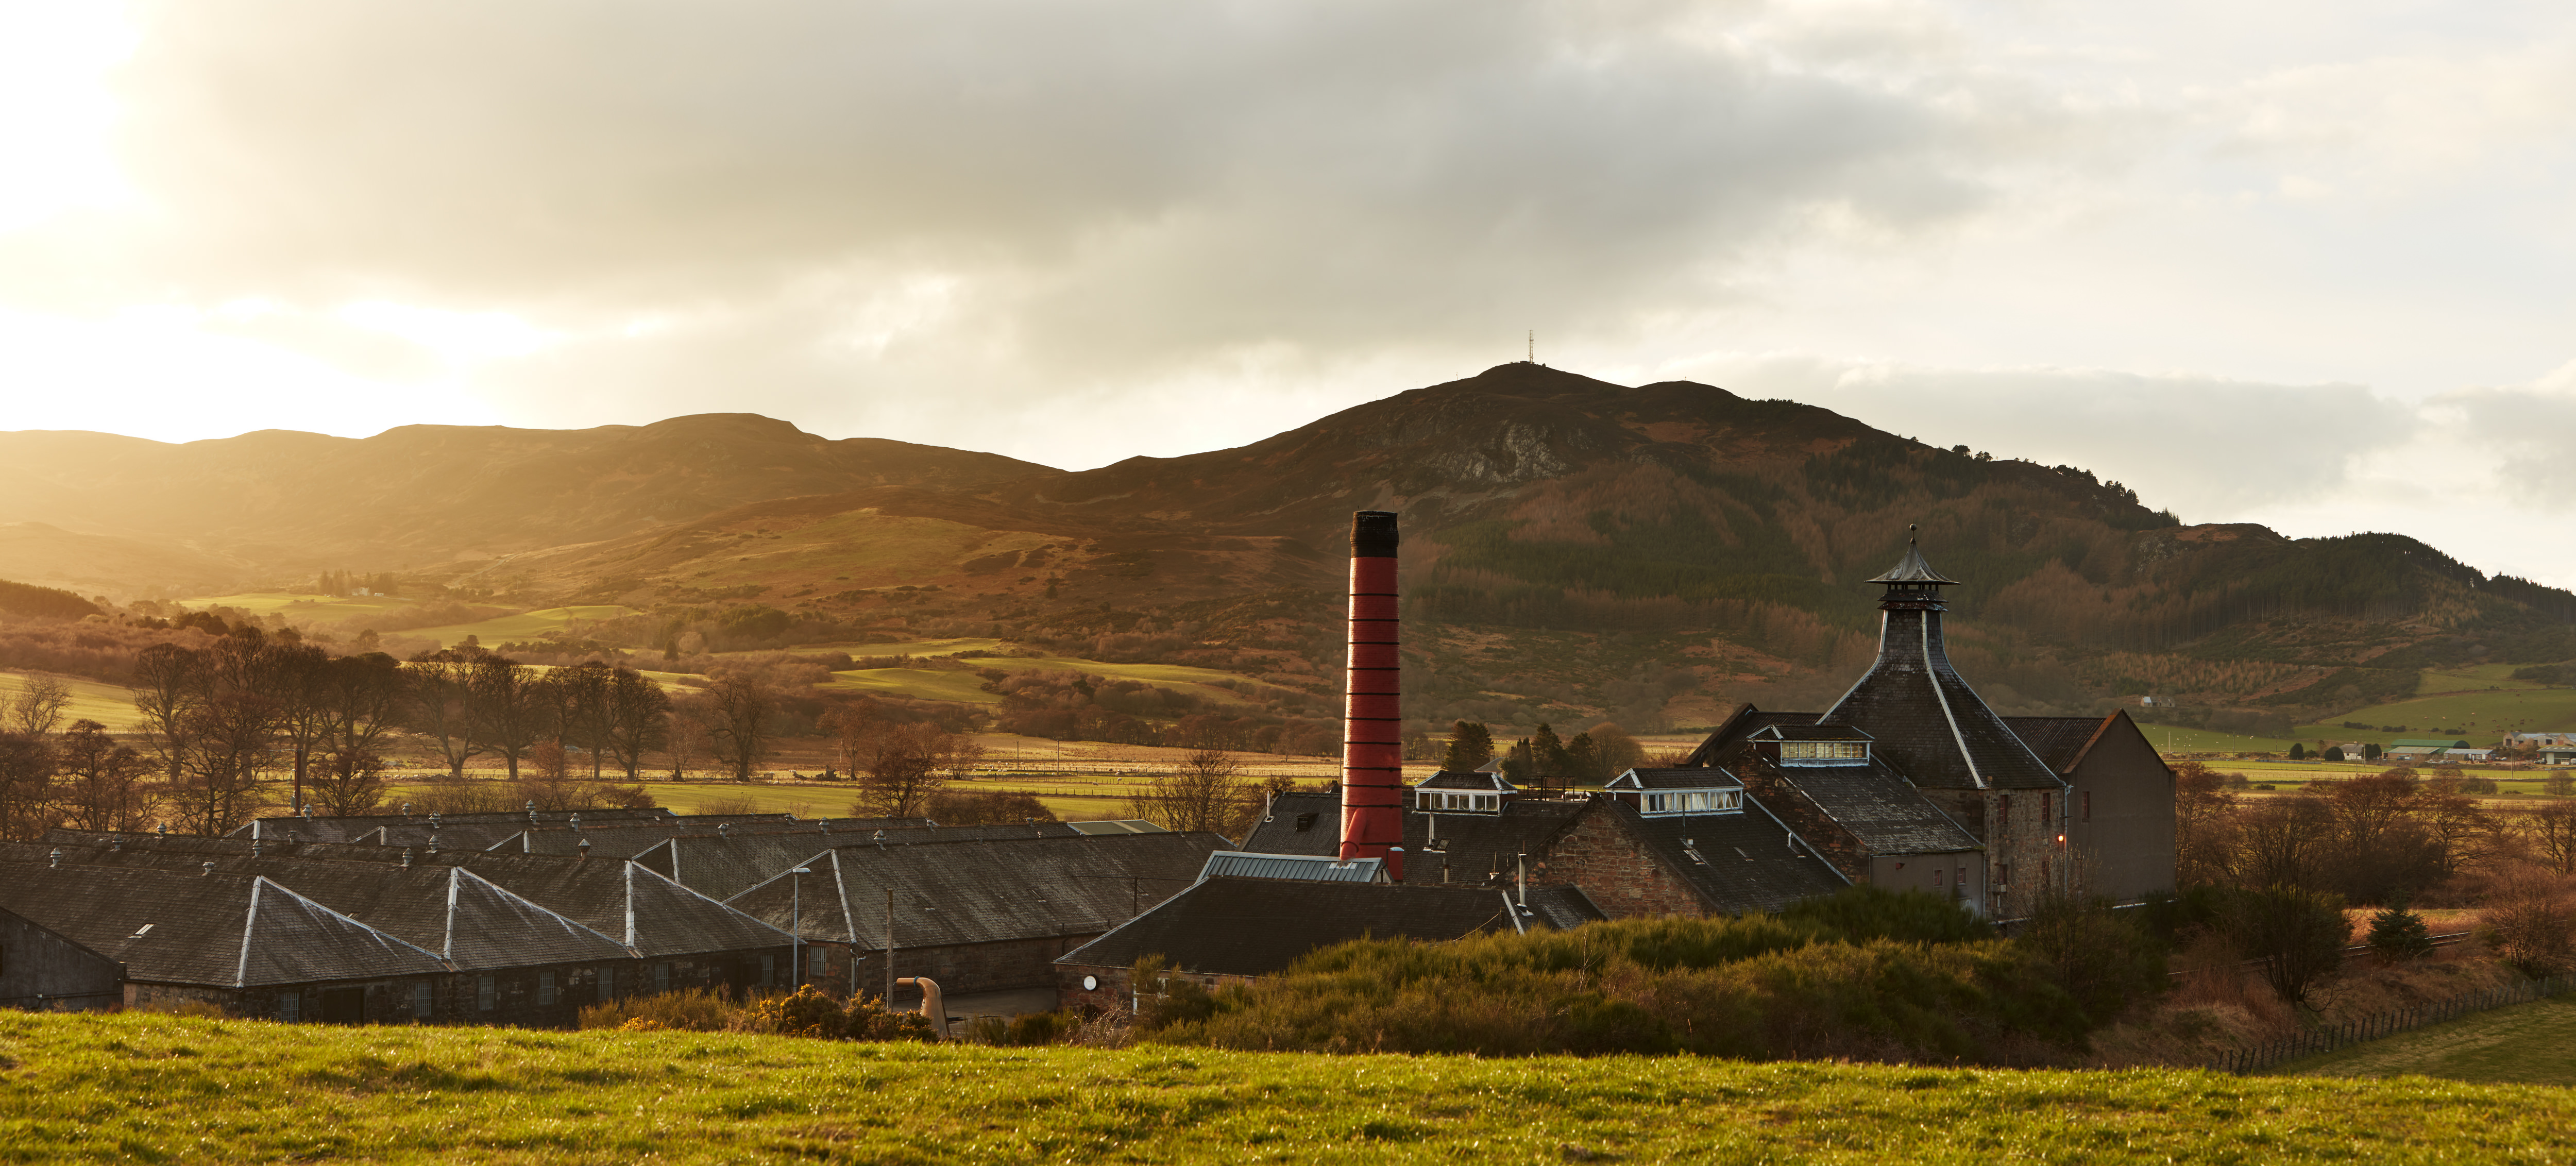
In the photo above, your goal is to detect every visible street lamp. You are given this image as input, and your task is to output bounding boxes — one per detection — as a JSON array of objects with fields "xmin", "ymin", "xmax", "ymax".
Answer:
[{"xmin": 789, "ymin": 867, "xmax": 812, "ymax": 989}]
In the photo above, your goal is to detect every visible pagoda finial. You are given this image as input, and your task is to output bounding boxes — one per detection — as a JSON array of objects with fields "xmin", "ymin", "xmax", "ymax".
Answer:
[{"xmin": 1908, "ymin": 523, "xmax": 1918, "ymax": 545}]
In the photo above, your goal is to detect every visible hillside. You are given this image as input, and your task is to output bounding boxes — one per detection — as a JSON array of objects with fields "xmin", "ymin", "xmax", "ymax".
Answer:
[
  {"xmin": 7, "ymin": 363, "xmax": 2576, "ymax": 734},
  {"xmin": 3, "ymin": 1012, "xmax": 2569, "ymax": 1162}
]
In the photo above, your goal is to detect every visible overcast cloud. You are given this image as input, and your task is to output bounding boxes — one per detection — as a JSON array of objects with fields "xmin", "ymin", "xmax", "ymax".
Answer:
[{"xmin": 0, "ymin": 1, "xmax": 2571, "ymax": 581}]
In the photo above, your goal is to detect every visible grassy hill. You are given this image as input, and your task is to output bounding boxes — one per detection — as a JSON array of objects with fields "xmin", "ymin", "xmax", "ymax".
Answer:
[
  {"xmin": 5, "ymin": 1012, "xmax": 2574, "ymax": 1163},
  {"xmin": 2286, "ymin": 994, "xmax": 2576, "ymax": 1085}
]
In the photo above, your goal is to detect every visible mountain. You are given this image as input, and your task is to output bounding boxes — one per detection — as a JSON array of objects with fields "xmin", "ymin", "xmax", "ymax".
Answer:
[
  {"xmin": 6, "ymin": 363, "xmax": 2573, "ymax": 733},
  {"xmin": 0, "ymin": 414, "xmax": 1051, "ymax": 581}
]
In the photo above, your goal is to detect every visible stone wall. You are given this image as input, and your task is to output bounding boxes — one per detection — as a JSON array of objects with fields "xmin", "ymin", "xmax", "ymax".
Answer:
[
  {"xmin": 1532, "ymin": 809, "xmax": 1710, "ymax": 919},
  {"xmin": 0, "ymin": 910, "xmax": 121, "ymax": 1010},
  {"xmin": 1735, "ymin": 767, "xmax": 1868, "ymax": 881}
]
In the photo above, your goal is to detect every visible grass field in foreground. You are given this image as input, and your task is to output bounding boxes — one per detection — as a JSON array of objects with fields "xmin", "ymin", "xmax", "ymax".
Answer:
[
  {"xmin": 0, "ymin": 671, "xmax": 144, "ymax": 732},
  {"xmin": 2282, "ymin": 994, "xmax": 2576, "ymax": 1086},
  {"xmin": 6, "ymin": 1013, "xmax": 2575, "ymax": 1164}
]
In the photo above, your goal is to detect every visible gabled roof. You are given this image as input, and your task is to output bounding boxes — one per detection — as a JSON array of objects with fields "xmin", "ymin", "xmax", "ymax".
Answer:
[
  {"xmin": 1753, "ymin": 759, "xmax": 1982, "ymax": 855},
  {"xmin": 724, "ymin": 831, "xmax": 1232, "ymax": 948},
  {"xmin": 1607, "ymin": 767, "xmax": 1747, "ymax": 792},
  {"xmin": 2391, "ymin": 738, "xmax": 2473, "ymax": 749},
  {"xmin": 231, "ymin": 807, "xmax": 710, "ymax": 842},
  {"xmin": 464, "ymin": 856, "xmax": 792, "ymax": 957},
  {"xmin": 629, "ymin": 822, "xmax": 1114, "ymax": 901},
  {"xmin": 1750, "ymin": 724, "xmax": 1874, "ymax": 742},
  {"xmin": 1055, "ymin": 876, "xmax": 1605, "ymax": 977},
  {"xmin": 1196, "ymin": 851, "xmax": 1384, "ymax": 884},
  {"xmin": 1601, "ymin": 797, "xmax": 1852, "ymax": 915},
  {"xmin": 486, "ymin": 816, "xmax": 936, "ymax": 857},
  {"xmin": 1240, "ymin": 792, "xmax": 1587, "ymax": 888},
  {"xmin": 1817, "ymin": 588, "xmax": 2064, "ymax": 791},
  {"xmin": 1679, "ymin": 705, "xmax": 1817, "ymax": 767},
  {"xmin": 1412, "ymin": 770, "xmax": 1518, "ymax": 793},
  {"xmin": 2003, "ymin": 714, "xmax": 2121, "ymax": 774},
  {"xmin": 0, "ymin": 863, "xmax": 447, "ymax": 987}
]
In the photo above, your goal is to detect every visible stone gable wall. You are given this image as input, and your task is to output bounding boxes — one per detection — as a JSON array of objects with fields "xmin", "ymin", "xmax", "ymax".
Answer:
[{"xmin": 1532, "ymin": 809, "xmax": 1710, "ymax": 919}]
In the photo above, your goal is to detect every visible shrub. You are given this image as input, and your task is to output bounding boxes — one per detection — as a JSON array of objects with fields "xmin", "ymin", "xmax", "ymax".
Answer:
[
  {"xmin": 2547, "ymin": 771, "xmax": 2573, "ymax": 798},
  {"xmin": 2018, "ymin": 894, "xmax": 2168, "ymax": 1022},
  {"xmin": 2480, "ymin": 875, "xmax": 2576, "ymax": 978},
  {"xmin": 2219, "ymin": 884, "xmax": 2348, "ymax": 1006},
  {"xmin": 1781, "ymin": 885, "xmax": 1993, "ymax": 945},
  {"xmin": 2366, "ymin": 899, "xmax": 2434, "ymax": 964},
  {"xmin": 739, "ymin": 986, "xmax": 938, "ymax": 1042},
  {"xmin": 578, "ymin": 987, "xmax": 737, "ymax": 1033}
]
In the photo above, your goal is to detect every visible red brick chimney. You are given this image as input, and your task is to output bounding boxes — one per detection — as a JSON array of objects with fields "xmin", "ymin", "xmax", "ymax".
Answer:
[{"xmin": 1339, "ymin": 511, "xmax": 1404, "ymax": 880}]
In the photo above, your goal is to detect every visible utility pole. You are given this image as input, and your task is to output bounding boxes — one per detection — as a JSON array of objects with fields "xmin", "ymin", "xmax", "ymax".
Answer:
[
  {"xmin": 884, "ymin": 887, "xmax": 895, "ymax": 1006},
  {"xmin": 1527, "ymin": 330, "xmax": 1534, "ymax": 363},
  {"xmin": 789, "ymin": 866, "xmax": 810, "ymax": 989}
]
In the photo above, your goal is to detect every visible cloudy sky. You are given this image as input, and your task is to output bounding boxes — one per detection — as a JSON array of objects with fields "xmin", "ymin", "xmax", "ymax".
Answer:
[{"xmin": 4, "ymin": 1, "xmax": 2573, "ymax": 581}]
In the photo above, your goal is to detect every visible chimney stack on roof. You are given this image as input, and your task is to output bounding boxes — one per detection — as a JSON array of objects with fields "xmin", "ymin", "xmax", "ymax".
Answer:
[{"xmin": 1338, "ymin": 511, "xmax": 1406, "ymax": 881}]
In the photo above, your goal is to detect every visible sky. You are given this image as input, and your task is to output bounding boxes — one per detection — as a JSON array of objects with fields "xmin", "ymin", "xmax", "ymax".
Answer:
[{"xmin": 2, "ymin": 1, "xmax": 2572, "ymax": 583}]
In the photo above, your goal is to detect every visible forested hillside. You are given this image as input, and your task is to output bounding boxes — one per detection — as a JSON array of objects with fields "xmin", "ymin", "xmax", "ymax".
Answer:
[{"xmin": 5, "ymin": 363, "xmax": 2573, "ymax": 734}]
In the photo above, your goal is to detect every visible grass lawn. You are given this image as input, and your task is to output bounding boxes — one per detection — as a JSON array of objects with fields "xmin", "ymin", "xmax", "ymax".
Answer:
[
  {"xmin": 8, "ymin": 1013, "xmax": 2576, "ymax": 1164},
  {"xmin": 0, "ymin": 671, "xmax": 144, "ymax": 732},
  {"xmin": 770, "ymin": 637, "xmax": 1005, "ymax": 657},
  {"xmin": 402, "ymin": 605, "xmax": 639, "ymax": 649},
  {"xmin": 2281, "ymin": 994, "xmax": 2576, "ymax": 1086},
  {"xmin": 2139, "ymin": 724, "xmax": 2301, "ymax": 754}
]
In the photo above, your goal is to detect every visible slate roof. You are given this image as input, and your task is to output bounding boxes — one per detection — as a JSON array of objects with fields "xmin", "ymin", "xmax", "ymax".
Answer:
[
  {"xmin": 1679, "ymin": 706, "xmax": 1818, "ymax": 767},
  {"xmin": 2003, "ymin": 715, "xmax": 2122, "ymax": 774},
  {"xmin": 1412, "ymin": 770, "xmax": 1518, "ymax": 792},
  {"xmin": 487, "ymin": 816, "xmax": 938, "ymax": 857},
  {"xmin": 1867, "ymin": 544, "xmax": 1960, "ymax": 584},
  {"xmin": 1602, "ymin": 797, "xmax": 1852, "ymax": 914},
  {"xmin": 626, "ymin": 822, "xmax": 1116, "ymax": 901},
  {"xmin": 1751, "ymin": 759, "xmax": 1982, "ymax": 855},
  {"xmin": 1241, "ymin": 792, "xmax": 1588, "ymax": 888},
  {"xmin": 1750, "ymin": 724, "xmax": 1874, "ymax": 742},
  {"xmin": 1056, "ymin": 876, "xmax": 1606, "ymax": 977},
  {"xmin": 231, "ymin": 807, "xmax": 708, "ymax": 842},
  {"xmin": 0, "ymin": 861, "xmax": 447, "ymax": 987},
  {"xmin": 460, "ymin": 856, "xmax": 792, "ymax": 957},
  {"xmin": 1608, "ymin": 767, "xmax": 1747, "ymax": 791},
  {"xmin": 724, "ymin": 831, "xmax": 1231, "ymax": 948}
]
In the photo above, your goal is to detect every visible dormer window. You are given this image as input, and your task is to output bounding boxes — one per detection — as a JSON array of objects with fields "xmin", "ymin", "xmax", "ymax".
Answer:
[
  {"xmin": 1780, "ymin": 741, "xmax": 1867, "ymax": 763},
  {"xmin": 1644, "ymin": 790, "xmax": 1741, "ymax": 815},
  {"xmin": 1421, "ymin": 791, "xmax": 1500, "ymax": 812}
]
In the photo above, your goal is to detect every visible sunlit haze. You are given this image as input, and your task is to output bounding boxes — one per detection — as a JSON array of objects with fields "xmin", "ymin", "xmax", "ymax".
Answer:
[{"xmin": 4, "ymin": 2, "xmax": 2573, "ymax": 581}]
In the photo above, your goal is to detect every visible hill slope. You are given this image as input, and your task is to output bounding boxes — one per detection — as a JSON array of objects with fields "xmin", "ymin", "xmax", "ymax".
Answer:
[{"xmin": 9, "ymin": 363, "xmax": 2575, "ymax": 732}]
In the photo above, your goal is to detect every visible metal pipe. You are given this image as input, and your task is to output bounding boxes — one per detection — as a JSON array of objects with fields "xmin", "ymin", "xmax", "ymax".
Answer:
[{"xmin": 1339, "ymin": 510, "xmax": 1405, "ymax": 881}]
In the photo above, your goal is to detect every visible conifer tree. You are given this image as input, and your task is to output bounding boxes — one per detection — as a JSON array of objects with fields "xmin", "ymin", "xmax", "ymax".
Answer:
[{"xmin": 1441, "ymin": 721, "xmax": 1494, "ymax": 771}]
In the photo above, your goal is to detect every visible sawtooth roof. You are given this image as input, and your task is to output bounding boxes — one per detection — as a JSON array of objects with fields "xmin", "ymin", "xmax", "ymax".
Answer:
[
  {"xmin": 0, "ymin": 862, "xmax": 446, "ymax": 987},
  {"xmin": 725, "ymin": 830, "xmax": 1232, "ymax": 949},
  {"xmin": 1055, "ymin": 876, "xmax": 1606, "ymax": 977}
]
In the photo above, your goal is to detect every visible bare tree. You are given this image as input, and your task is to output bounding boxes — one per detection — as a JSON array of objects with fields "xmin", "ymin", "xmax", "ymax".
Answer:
[
  {"xmin": 308, "ymin": 747, "xmax": 390, "ymax": 817},
  {"xmin": 820, "ymin": 700, "xmax": 876, "ymax": 779},
  {"xmin": 54, "ymin": 719, "xmax": 156, "ymax": 833},
  {"xmin": 1127, "ymin": 748, "xmax": 1255, "ymax": 836},
  {"xmin": 404, "ymin": 658, "xmax": 484, "ymax": 779},
  {"xmin": 169, "ymin": 688, "xmax": 277, "ymax": 836},
  {"xmin": 467, "ymin": 656, "xmax": 541, "ymax": 779},
  {"xmin": 665, "ymin": 694, "xmax": 710, "ymax": 780},
  {"xmin": 2521, "ymin": 803, "xmax": 2576, "ymax": 876},
  {"xmin": 601, "ymin": 666, "xmax": 671, "ymax": 780},
  {"xmin": 265, "ymin": 643, "xmax": 334, "ymax": 814},
  {"xmin": 8, "ymin": 675, "xmax": 73, "ymax": 737},
  {"xmin": 0, "ymin": 731, "xmax": 58, "ymax": 841},
  {"xmin": 704, "ymin": 671, "xmax": 778, "ymax": 782},
  {"xmin": 852, "ymin": 722, "xmax": 968, "ymax": 818},
  {"xmin": 318, "ymin": 652, "xmax": 409, "ymax": 762},
  {"xmin": 132, "ymin": 643, "xmax": 206, "ymax": 783}
]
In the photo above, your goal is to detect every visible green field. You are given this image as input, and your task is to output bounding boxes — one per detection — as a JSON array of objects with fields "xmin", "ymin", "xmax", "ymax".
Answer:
[
  {"xmin": 2295, "ymin": 684, "xmax": 2576, "ymax": 746},
  {"xmin": 402, "ymin": 605, "xmax": 639, "ymax": 649},
  {"xmin": 2283, "ymin": 994, "xmax": 2576, "ymax": 1085},
  {"xmin": 2136, "ymin": 724, "xmax": 2301, "ymax": 754},
  {"xmin": 822, "ymin": 667, "xmax": 1006, "ymax": 704},
  {"xmin": 0, "ymin": 671, "xmax": 144, "ymax": 732},
  {"xmin": 173, "ymin": 591, "xmax": 422, "ymax": 621},
  {"xmin": 7, "ymin": 1013, "xmax": 2575, "ymax": 1163},
  {"xmin": 773, "ymin": 637, "xmax": 1005, "ymax": 657}
]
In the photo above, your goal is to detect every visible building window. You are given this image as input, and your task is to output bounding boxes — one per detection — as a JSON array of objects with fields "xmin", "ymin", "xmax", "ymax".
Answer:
[
  {"xmin": 653, "ymin": 963, "xmax": 671, "ymax": 993},
  {"xmin": 1643, "ymin": 790, "xmax": 1741, "ymax": 815},
  {"xmin": 2082, "ymin": 791, "xmax": 2092, "ymax": 822},
  {"xmin": 809, "ymin": 947, "xmax": 828, "ymax": 977},
  {"xmin": 760, "ymin": 954, "xmax": 776, "ymax": 987},
  {"xmin": 477, "ymin": 975, "xmax": 496, "ymax": 1012},
  {"xmin": 280, "ymin": 994, "xmax": 300, "ymax": 1023},
  {"xmin": 1932, "ymin": 868, "xmax": 1944, "ymax": 887},
  {"xmin": 598, "ymin": 967, "xmax": 616, "ymax": 1002},
  {"xmin": 1998, "ymin": 795, "xmax": 2010, "ymax": 829},
  {"xmin": 2041, "ymin": 792, "xmax": 2052, "ymax": 825},
  {"xmin": 1996, "ymin": 863, "xmax": 2010, "ymax": 887},
  {"xmin": 538, "ymin": 971, "xmax": 556, "ymax": 1007},
  {"xmin": 1425, "ymin": 792, "xmax": 1499, "ymax": 811},
  {"xmin": 1781, "ymin": 741, "xmax": 1867, "ymax": 762},
  {"xmin": 412, "ymin": 982, "xmax": 433, "ymax": 1018}
]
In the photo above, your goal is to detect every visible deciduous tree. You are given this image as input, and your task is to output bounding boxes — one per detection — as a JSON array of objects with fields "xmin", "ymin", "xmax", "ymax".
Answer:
[
  {"xmin": 54, "ymin": 719, "xmax": 154, "ymax": 833},
  {"xmin": 1128, "ymin": 748, "xmax": 1254, "ymax": 836},
  {"xmin": 601, "ymin": 666, "xmax": 671, "ymax": 781},
  {"xmin": 8, "ymin": 675, "xmax": 72, "ymax": 736},
  {"xmin": 704, "ymin": 671, "xmax": 778, "ymax": 782},
  {"xmin": 0, "ymin": 731, "xmax": 57, "ymax": 841},
  {"xmin": 467, "ymin": 656, "xmax": 541, "ymax": 779}
]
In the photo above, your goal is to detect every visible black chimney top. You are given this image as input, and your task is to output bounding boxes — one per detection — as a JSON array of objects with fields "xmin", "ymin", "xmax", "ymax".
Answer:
[{"xmin": 1351, "ymin": 511, "xmax": 1399, "ymax": 559}]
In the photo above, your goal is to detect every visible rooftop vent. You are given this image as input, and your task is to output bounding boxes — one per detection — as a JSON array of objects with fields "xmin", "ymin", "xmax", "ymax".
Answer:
[
  {"xmin": 577, "ymin": 838, "xmax": 591, "ymax": 860},
  {"xmin": 200, "ymin": 861, "xmax": 214, "ymax": 876},
  {"xmin": 250, "ymin": 839, "xmax": 263, "ymax": 857},
  {"xmin": 569, "ymin": 814, "xmax": 582, "ymax": 831},
  {"xmin": 400, "ymin": 848, "xmax": 413, "ymax": 869},
  {"xmin": 300, "ymin": 804, "xmax": 313, "ymax": 820},
  {"xmin": 47, "ymin": 847, "xmax": 62, "ymax": 868}
]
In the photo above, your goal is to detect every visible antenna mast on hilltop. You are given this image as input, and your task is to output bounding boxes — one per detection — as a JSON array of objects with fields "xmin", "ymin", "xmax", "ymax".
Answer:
[{"xmin": 1527, "ymin": 330, "xmax": 1535, "ymax": 363}]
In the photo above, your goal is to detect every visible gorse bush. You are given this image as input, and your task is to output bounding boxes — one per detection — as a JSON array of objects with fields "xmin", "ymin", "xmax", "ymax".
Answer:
[
  {"xmin": 1139, "ymin": 888, "xmax": 2113, "ymax": 1063},
  {"xmin": 575, "ymin": 986, "xmax": 937, "ymax": 1042}
]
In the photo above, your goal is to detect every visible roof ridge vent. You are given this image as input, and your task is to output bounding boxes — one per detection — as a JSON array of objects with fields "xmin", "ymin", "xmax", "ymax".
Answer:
[
  {"xmin": 400, "ymin": 848, "xmax": 414, "ymax": 868},
  {"xmin": 200, "ymin": 861, "xmax": 215, "ymax": 876},
  {"xmin": 48, "ymin": 847, "xmax": 62, "ymax": 868}
]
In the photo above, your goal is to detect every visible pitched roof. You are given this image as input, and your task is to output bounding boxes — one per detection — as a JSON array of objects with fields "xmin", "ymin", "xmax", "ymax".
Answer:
[
  {"xmin": 1599, "ymin": 797, "xmax": 1851, "ymax": 915},
  {"xmin": 486, "ymin": 816, "xmax": 937, "ymax": 857},
  {"xmin": 1608, "ymin": 767, "xmax": 1747, "ymax": 791},
  {"xmin": 1240, "ymin": 792, "xmax": 1586, "ymax": 888},
  {"xmin": 2003, "ymin": 714, "xmax": 2121, "ymax": 774},
  {"xmin": 1817, "ymin": 601, "xmax": 2063, "ymax": 791},
  {"xmin": 1679, "ymin": 705, "xmax": 1818, "ymax": 767},
  {"xmin": 1196, "ymin": 851, "xmax": 1385, "ymax": 883},
  {"xmin": 1055, "ymin": 876, "xmax": 1605, "ymax": 977},
  {"xmin": 0, "ymin": 862, "xmax": 447, "ymax": 987},
  {"xmin": 1412, "ymin": 770, "xmax": 1517, "ymax": 792},
  {"xmin": 1867, "ymin": 543, "xmax": 1960, "ymax": 584},
  {"xmin": 231, "ymin": 807, "xmax": 714, "ymax": 842},
  {"xmin": 1750, "ymin": 724, "xmax": 1874, "ymax": 742},
  {"xmin": 724, "ymin": 831, "xmax": 1232, "ymax": 948},
  {"xmin": 628, "ymin": 822, "xmax": 1107, "ymax": 901},
  {"xmin": 1753, "ymin": 759, "xmax": 1982, "ymax": 855}
]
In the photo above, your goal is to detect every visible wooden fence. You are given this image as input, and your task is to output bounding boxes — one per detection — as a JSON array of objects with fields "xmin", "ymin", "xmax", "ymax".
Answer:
[{"xmin": 2211, "ymin": 971, "xmax": 2575, "ymax": 1075}]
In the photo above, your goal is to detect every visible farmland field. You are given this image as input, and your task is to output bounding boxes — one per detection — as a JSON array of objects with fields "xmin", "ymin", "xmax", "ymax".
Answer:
[
  {"xmin": 6, "ymin": 1012, "xmax": 2575, "ymax": 1163},
  {"xmin": 400, "ymin": 605, "xmax": 639, "ymax": 649},
  {"xmin": 0, "ymin": 671, "xmax": 144, "ymax": 732},
  {"xmin": 2132, "ymin": 724, "xmax": 2300, "ymax": 754},
  {"xmin": 822, "ymin": 667, "xmax": 1005, "ymax": 704},
  {"xmin": 173, "ymin": 591, "xmax": 420, "ymax": 621},
  {"xmin": 2283, "ymin": 994, "xmax": 2576, "ymax": 1086},
  {"xmin": 2294, "ymin": 687, "xmax": 2576, "ymax": 746}
]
